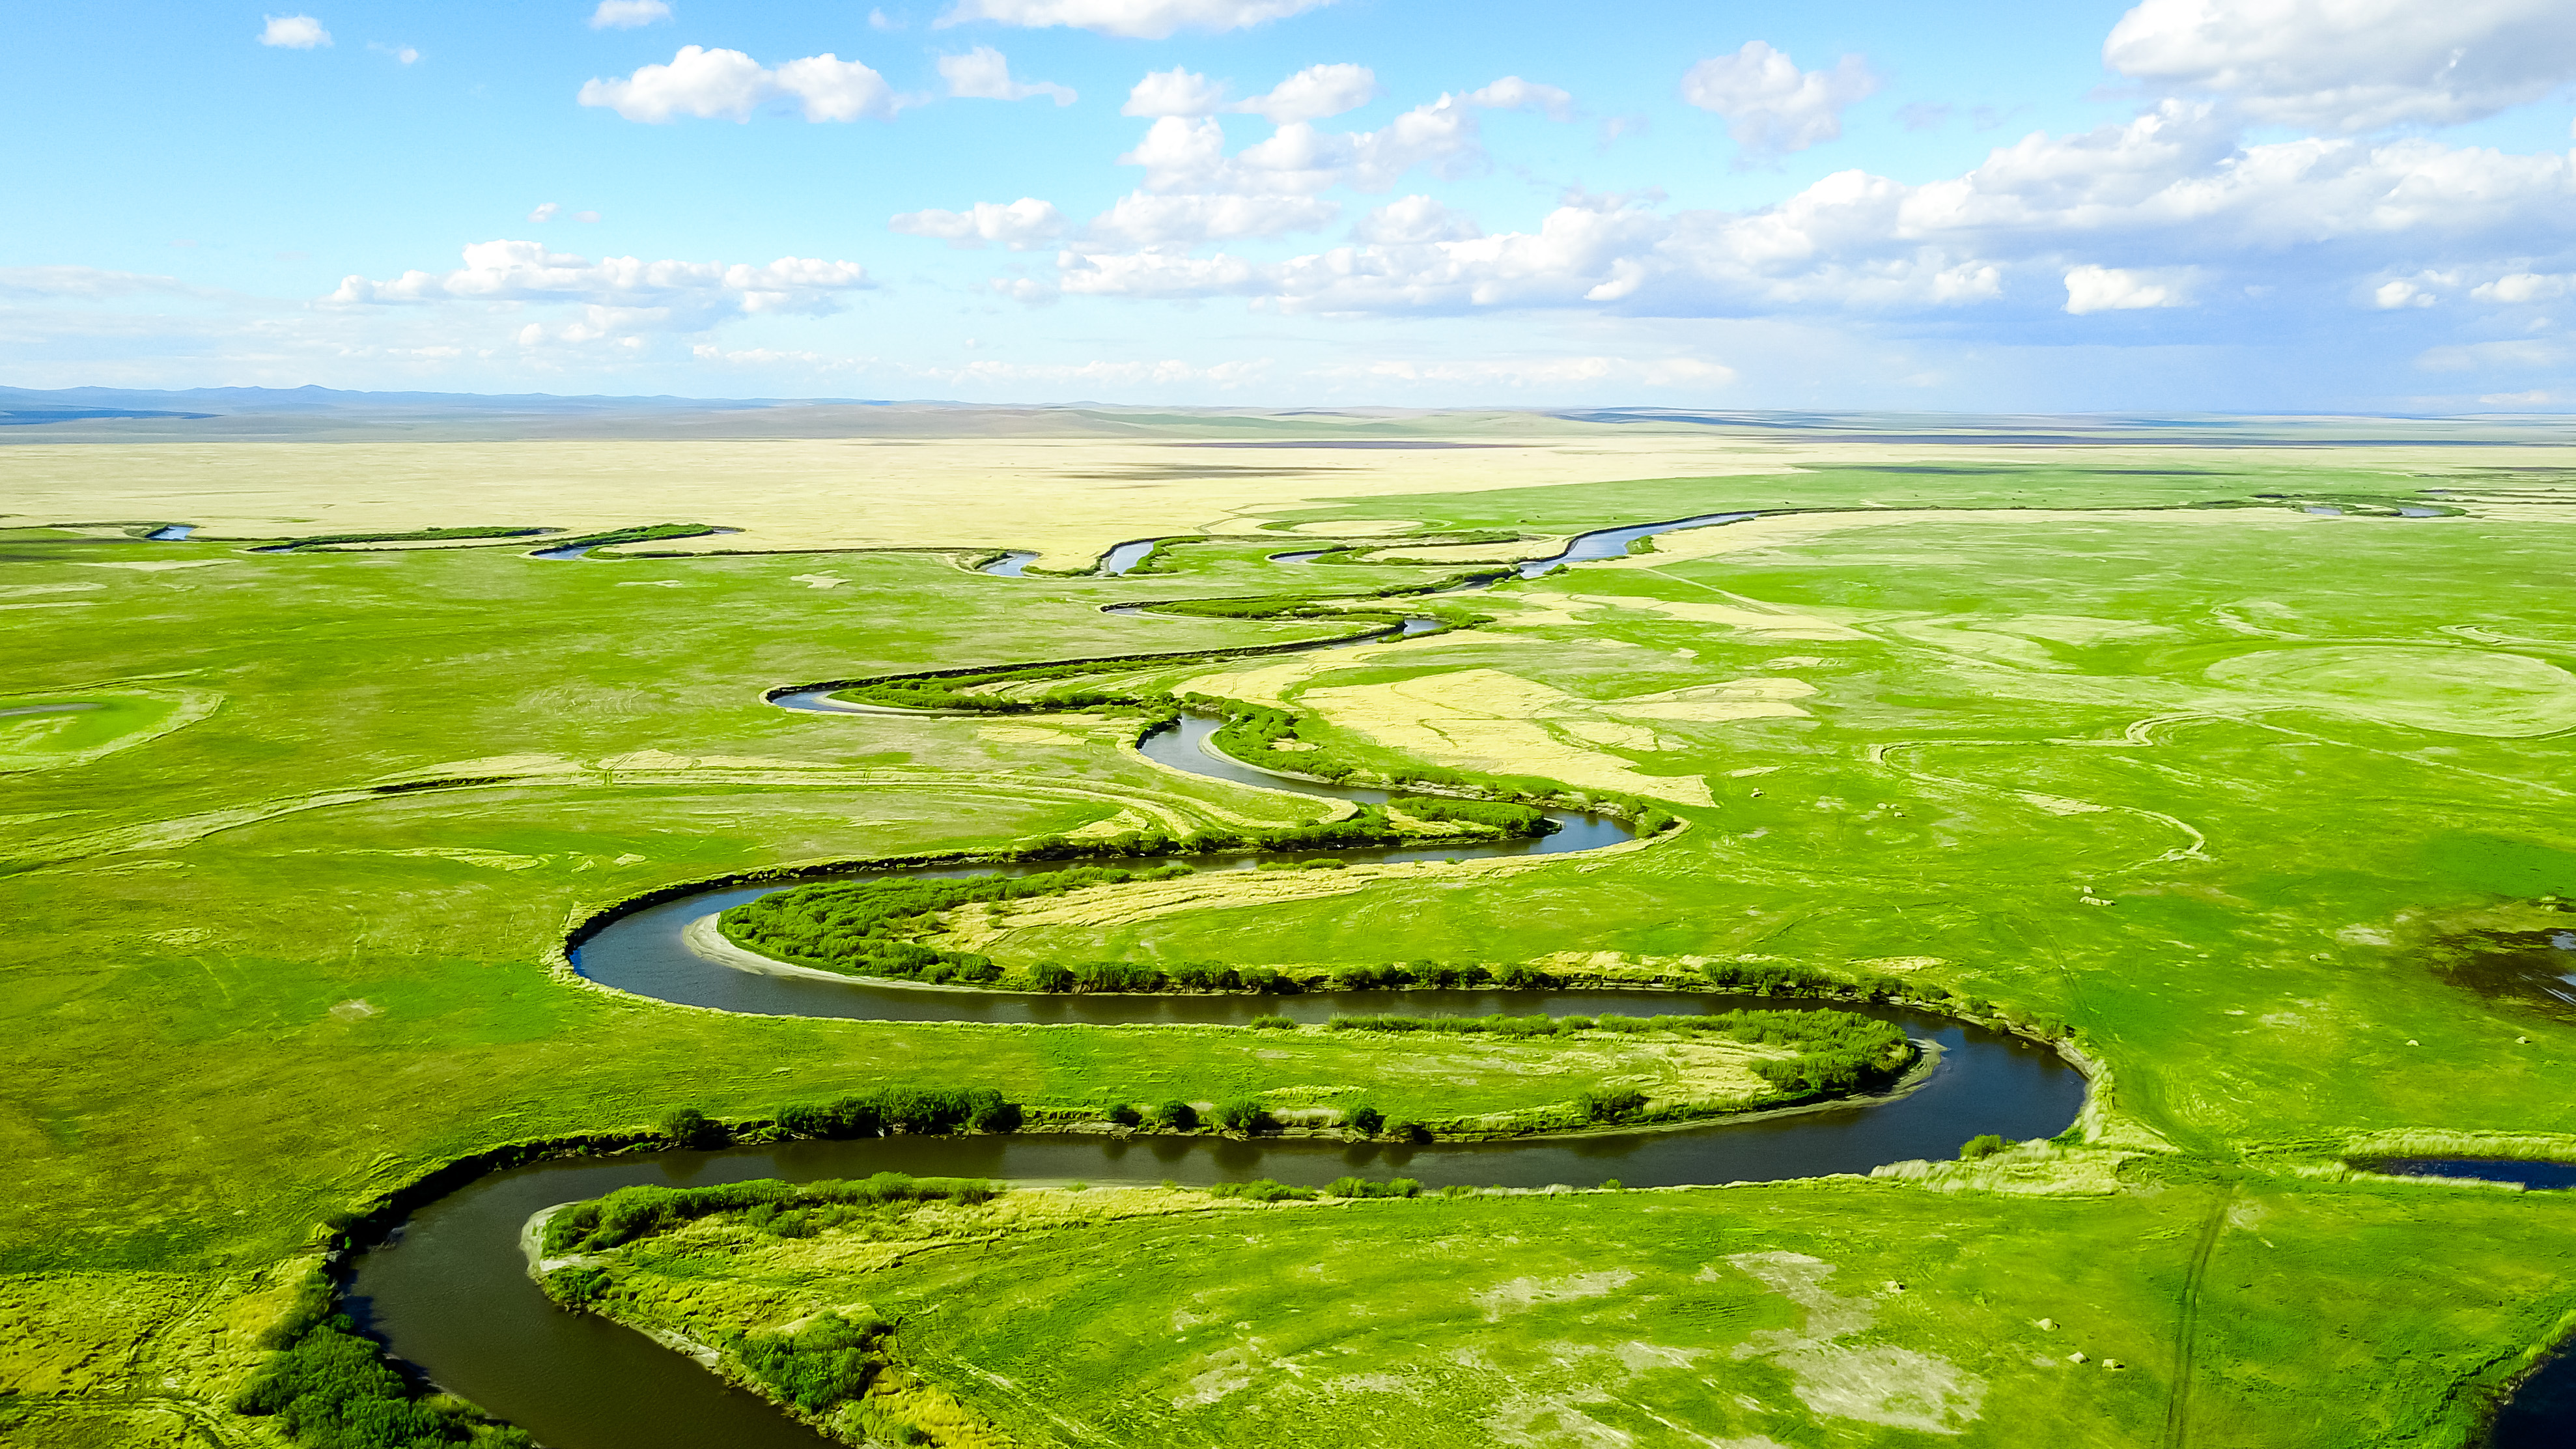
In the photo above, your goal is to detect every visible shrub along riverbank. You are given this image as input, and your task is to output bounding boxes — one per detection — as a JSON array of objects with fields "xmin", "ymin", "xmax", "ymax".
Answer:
[
  {"xmin": 544, "ymin": 1172, "xmax": 1000, "ymax": 1259},
  {"xmin": 231, "ymin": 1272, "xmax": 533, "ymax": 1449}
]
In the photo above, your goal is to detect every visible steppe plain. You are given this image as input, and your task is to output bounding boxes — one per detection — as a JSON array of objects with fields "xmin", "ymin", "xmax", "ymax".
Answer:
[{"xmin": 4, "ymin": 405, "xmax": 2574, "ymax": 1448}]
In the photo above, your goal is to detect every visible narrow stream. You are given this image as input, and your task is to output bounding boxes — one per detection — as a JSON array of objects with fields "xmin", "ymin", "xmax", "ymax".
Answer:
[
  {"xmin": 978, "ymin": 506, "xmax": 1765, "ymax": 585},
  {"xmin": 1514, "ymin": 511, "xmax": 1758, "ymax": 577},
  {"xmin": 1098, "ymin": 539, "xmax": 1158, "ymax": 575}
]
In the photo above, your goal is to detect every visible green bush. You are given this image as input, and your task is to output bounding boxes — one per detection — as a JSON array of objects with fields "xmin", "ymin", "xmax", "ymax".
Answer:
[
  {"xmin": 1249, "ymin": 1015, "xmax": 1296, "ymax": 1030},
  {"xmin": 659, "ymin": 1106, "xmax": 723, "ymax": 1149},
  {"xmin": 1207, "ymin": 1177, "xmax": 1312, "ymax": 1202},
  {"xmin": 1343, "ymin": 1104, "xmax": 1386, "ymax": 1135},
  {"xmin": 1572, "ymin": 1088, "xmax": 1647, "ymax": 1123},
  {"xmin": 542, "ymin": 1266, "xmax": 613, "ymax": 1306},
  {"xmin": 233, "ymin": 1316, "xmax": 532, "ymax": 1448},
  {"xmin": 728, "ymin": 1310, "xmax": 889, "ymax": 1414},
  {"xmin": 773, "ymin": 1085, "xmax": 1020, "ymax": 1138},
  {"xmin": 1960, "ymin": 1133, "xmax": 2009, "ymax": 1161},
  {"xmin": 1170, "ymin": 961, "xmax": 1240, "ymax": 989},
  {"xmin": 1324, "ymin": 1175, "xmax": 1420, "ymax": 1198},
  {"xmin": 1149, "ymin": 1100, "xmax": 1199, "ymax": 1131},
  {"xmin": 1071, "ymin": 959, "xmax": 1163, "ymax": 992},
  {"xmin": 1701, "ymin": 960, "xmax": 1836, "ymax": 994},
  {"xmin": 1212, "ymin": 1097, "xmax": 1270, "ymax": 1134},
  {"xmin": 1106, "ymin": 1103, "xmax": 1143, "ymax": 1128}
]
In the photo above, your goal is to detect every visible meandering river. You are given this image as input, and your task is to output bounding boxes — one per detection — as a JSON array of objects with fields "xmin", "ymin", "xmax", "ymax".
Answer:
[
  {"xmin": 339, "ymin": 502, "xmax": 2545, "ymax": 1448},
  {"xmin": 354, "ymin": 596, "xmax": 2084, "ymax": 1446}
]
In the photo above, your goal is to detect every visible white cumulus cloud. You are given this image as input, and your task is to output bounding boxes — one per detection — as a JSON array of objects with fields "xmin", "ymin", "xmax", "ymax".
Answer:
[
  {"xmin": 1353, "ymin": 195, "xmax": 1482, "ymax": 244},
  {"xmin": 588, "ymin": 0, "xmax": 672, "ymax": 29},
  {"xmin": 1123, "ymin": 63, "xmax": 1378, "ymax": 122},
  {"xmin": 1124, "ymin": 68, "xmax": 1233, "ymax": 117},
  {"xmin": 774, "ymin": 54, "xmax": 901, "ymax": 120},
  {"xmin": 1085, "ymin": 191, "xmax": 1340, "ymax": 245},
  {"xmin": 259, "ymin": 14, "xmax": 331, "ymax": 48},
  {"xmin": 891, "ymin": 198, "xmax": 1068, "ymax": 248},
  {"xmin": 2064, "ymin": 264, "xmax": 2195, "ymax": 313},
  {"xmin": 1117, "ymin": 79, "xmax": 1573, "ymax": 199},
  {"xmin": 936, "ymin": 0, "xmax": 1332, "ymax": 39},
  {"xmin": 2473, "ymin": 272, "xmax": 2575, "ymax": 302},
  {"xmin": 938, "ymin": 46, "xmax": 1075, "ymax": 105},
  {"xmin": 326, "ymin": 240, "xmax": 872, "ymax": 328},
  {"xmin": 1461, "ymin": 76, "xmax": 1576, "ymax": 121},
  {"xmin": 579, "ymin": 46, "xmax": 896, "ymax": 122},
  {"xmin": 1240, "ymin": 63, "xmax": 1380, "ymax": 122},
  {"xmin": 2105, "ymin": 0, "xmax": 2576, "ymax": 133},
  {"xmin": 1682, "ymin": 42, "xmax": 1879, "ymax": 162},
  {"xmin": 1040, "ymin": 94, "xmax": 2576, "ymax": 327}
]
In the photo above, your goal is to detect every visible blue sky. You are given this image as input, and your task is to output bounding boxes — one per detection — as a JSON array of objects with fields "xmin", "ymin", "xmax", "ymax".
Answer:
[{"xmin": 7, "ymin": 0, "xmax": 2576, "ymax": 410}]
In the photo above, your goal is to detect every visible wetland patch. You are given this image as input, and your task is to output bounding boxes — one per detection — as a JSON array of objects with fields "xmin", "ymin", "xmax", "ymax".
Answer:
[{"xmin": 2422, "ymin": 925, "xmax": 2576, "ymax": 1016}]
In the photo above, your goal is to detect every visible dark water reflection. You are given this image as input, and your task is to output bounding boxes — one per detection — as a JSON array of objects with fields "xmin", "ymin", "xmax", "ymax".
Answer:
[
  {"xmin": 2362, "ymin": 1159, "xmax": 2576, "ymax": 1190},
  {"xmin": 2497, "ymin": 1351, "xmax": 2576, "ymax": 1448}
]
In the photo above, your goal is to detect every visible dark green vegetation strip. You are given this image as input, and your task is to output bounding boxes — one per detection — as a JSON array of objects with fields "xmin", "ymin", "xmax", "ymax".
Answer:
[
  {"xmin": 546, "ymin": 522, "xmax": 723, "ymax": 553},
  {"xmin": 1323, "ymin": 1006, "xmax": 1915, "ymax": 1096},
  {"xmin": 544, "ymin": 1172, "xmax": 999, "ymax": 1257},
  {"xmin": 262, "ymin": 526, "xmax": 555, "ymax": 551}
]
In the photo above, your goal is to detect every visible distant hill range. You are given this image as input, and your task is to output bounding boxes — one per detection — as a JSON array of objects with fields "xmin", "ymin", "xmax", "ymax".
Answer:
[
  {"xmin": 0, "ymin": 384, "xmax": 835, "ymax": 427},
  {"xmin": 2, "ymin": 384, "xmax": 2564, "ymax": 445}
]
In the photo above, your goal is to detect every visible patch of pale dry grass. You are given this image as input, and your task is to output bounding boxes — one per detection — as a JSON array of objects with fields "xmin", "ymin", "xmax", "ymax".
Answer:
[
  {"xmin": 1, "ymin": 436, "xmax": 1802, "ymax": 567},
  {"xmin": 1294, "ymin": 668, "xmax": 1802, "ymax": 806}
]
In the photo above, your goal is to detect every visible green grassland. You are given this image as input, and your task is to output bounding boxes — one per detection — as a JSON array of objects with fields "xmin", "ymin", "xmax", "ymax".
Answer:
[
  {"xmin": 3, "ymin": 451, "xmax": 2575, "ymax": 1446},
  {"xmin": 561, "ymin": 1163, "xmax": 2576, "ymax": 1449}
]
